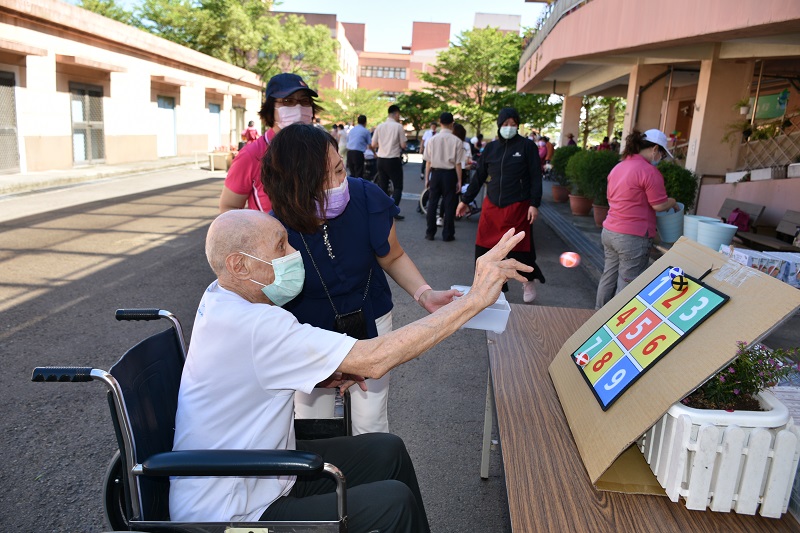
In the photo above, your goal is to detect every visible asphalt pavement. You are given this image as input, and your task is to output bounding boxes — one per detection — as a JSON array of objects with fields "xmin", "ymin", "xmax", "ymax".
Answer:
[{"xmin": 3, "ymin": 154, "xmax": 795, "ymax": 531}]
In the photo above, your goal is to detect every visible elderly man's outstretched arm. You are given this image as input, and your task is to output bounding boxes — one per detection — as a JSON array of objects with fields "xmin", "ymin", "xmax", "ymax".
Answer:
[
  {"xmin": 207, "ymin": 210, "xmax": 532, "ymax": 385},
  {"xmin": 339, "ymin": 228, "xmax": 531, "ymax": 379}
]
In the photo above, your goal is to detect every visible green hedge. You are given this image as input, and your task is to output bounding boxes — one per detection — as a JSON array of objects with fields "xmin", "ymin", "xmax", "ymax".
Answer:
[
  {"xmin": 566, "ymin": 150, "xmax": 620, "ymax": 205},
  {"xmin": 656, "ymin": 161, "xmax": 699, "ymax": 211},
  {"xmin": 550, "ymin": 145, "xmax": 582, "ymax": 186}
]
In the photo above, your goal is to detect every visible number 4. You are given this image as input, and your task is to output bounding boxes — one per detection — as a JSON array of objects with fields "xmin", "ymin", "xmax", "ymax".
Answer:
[{"xmin": 616, "ymin": 307, "xmax": 638, "ymax": 327}]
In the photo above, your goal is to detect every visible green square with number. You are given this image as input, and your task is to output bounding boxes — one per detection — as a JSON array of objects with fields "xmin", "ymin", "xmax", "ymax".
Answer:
[{"xmin": 670, "ymin": 290, "xmax": 725, "ymax": 331}]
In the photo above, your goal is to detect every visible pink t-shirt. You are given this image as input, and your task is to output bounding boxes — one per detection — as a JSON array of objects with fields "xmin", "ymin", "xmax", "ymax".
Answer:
[
  {"xmin": 603, "ymin": 154, "xmax": 668, "ymax": 237},
  {"xmin": 224, "ymin": 129, "xmax": 276, "ymax": 212}
]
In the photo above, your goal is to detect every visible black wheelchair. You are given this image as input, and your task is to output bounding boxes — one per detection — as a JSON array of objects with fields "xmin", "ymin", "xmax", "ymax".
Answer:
[{"xmin": 32, "ymin": 309, "xmax": 349, "ymax": 532}]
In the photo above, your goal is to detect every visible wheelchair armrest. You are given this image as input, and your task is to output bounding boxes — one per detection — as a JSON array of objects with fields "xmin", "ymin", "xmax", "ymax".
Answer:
[{"xmin": 140, "ymin": 450, "xmax": 323, "ymax": 477}]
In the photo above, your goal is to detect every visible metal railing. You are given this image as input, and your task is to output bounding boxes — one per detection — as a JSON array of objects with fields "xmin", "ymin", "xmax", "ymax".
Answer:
[{"xmin": 520, "ymin": 0, "xmax": 591, "ymax": 68}]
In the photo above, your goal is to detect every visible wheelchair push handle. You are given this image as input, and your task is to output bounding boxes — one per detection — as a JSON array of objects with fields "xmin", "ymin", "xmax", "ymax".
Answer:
[
  {"xmin": 115, "ymin": 309, "xmax": 163, "ymax": 321},
  {"xmin": 31, "ymin": 367, "xmax": 94, "ymax": 382}
]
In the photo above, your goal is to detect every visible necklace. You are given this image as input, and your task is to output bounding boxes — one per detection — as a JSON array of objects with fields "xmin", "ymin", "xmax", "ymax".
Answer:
[{"xmin": 322, "ymin": 223, "xmax": 335, "ymax": 259}]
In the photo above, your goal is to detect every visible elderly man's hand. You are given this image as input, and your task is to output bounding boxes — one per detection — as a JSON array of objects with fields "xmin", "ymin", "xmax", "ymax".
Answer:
[
  {"xmin": 467, "ymin": 229, "xmax": 533, "ymax": 308},
  {"xmin": 318, "ymin": 372, "xmax": 368, "ymax": 394}
]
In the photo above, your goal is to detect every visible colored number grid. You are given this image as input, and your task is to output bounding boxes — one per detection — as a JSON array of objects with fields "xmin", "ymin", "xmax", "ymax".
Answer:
[{"xmin": 572, "ymin": 267, "xmax": 728, "ymax": 410}]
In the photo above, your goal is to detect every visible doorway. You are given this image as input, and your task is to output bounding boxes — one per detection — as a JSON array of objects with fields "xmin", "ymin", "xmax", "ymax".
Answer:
[
  {"xmin": 70, "ymin": 82, "xmax": 105, "ymax": 164},
  {"xmin": 0, "ymin": 71, "xmax": 20, "ymax": 174}
]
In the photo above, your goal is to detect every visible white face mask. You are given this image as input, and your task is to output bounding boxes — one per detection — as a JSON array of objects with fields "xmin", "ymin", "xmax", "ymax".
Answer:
[
  {"xmin": 500, "ymin": 126, "xmax": 518, "ymax": 140},
  {"xmin": 276, "ymin": 106, "xmax": 313, "ymax": 129}
]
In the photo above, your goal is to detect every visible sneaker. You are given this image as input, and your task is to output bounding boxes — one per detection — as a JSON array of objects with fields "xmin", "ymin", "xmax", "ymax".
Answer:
[
  {"xmin": 394, "ymin": 214, "xmax": 405, "ymax": 221},
  {"xmin": 436, "ymin": 216, "xmax": 444, "ymax": 227},
  {"xmin": 523, "ymin": 281, "xmax": 537, "ymax": 303}
]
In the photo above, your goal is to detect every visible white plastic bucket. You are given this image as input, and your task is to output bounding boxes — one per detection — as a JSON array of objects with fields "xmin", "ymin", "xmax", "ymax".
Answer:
[
  {"xmin": 683, "ymin": 215, "xmax": 719, "ymax": 242},
  {"xmin": 656, "ymin": 202, "xmax": 684, "ymax": 244},
  {"xmin": 697, "ymin": 220, "xmax": 738, "ymax": 250}
]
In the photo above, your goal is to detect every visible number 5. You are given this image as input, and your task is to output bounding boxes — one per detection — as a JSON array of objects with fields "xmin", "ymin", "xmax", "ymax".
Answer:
[{"xmin": 625, "ymin": 317, "xmax": 652, "ymax": 340}]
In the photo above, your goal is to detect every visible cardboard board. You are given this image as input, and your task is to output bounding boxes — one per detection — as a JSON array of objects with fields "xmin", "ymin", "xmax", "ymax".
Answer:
[{"xmin": 548, "ymin": 237, "xmax": 800, "ymax": 490}]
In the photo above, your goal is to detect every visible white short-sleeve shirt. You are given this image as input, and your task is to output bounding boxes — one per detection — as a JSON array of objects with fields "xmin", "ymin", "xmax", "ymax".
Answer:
[{"xmin": 169, "ymin": 281, "xmax": 357, "ymax": 522}]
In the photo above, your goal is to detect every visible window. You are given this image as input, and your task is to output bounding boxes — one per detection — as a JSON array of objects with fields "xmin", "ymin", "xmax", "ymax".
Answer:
[{"xmin": 359, "ymin": 66, "xmax": 408, "ymax": 80}]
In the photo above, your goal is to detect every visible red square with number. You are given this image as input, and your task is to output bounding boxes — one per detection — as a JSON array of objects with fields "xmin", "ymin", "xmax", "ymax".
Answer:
[{"xmin": 617, "ymin": 309, "xmax": 660, "ymax": 350}]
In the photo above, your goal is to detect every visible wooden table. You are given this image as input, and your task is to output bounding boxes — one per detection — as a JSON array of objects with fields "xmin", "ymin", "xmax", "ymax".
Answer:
[{"xmin": 482, "ymin": 304, "xmax": 799, "ymax": 532}]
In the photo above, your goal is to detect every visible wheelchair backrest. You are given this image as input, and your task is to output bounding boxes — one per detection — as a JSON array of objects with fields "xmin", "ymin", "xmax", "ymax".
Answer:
[{"xmin": 109, "ymin": 327, "xmax": 185, "ymax": 521}]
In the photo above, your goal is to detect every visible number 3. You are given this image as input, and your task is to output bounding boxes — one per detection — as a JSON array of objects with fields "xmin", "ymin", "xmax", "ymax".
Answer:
[
  {"xmin": 679, "ymin": 296, "xmax": 709, "ymax": 321},
  {"xmin": 604, "ymin": 369, "xmax": 626, "ymax": 390}
]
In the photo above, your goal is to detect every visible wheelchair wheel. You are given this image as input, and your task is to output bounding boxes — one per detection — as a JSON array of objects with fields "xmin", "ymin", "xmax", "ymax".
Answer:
[
  {"xmin": 103, "ymin": 450, "xmax": 130, "ymax": 530},
  {"xmin": 419, "ymin": 188, "xmax": 429, "ymax": 215}
]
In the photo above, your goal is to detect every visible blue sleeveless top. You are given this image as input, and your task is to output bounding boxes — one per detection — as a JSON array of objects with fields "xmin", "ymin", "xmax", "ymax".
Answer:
[{"xmin": 280, "ymin": 177, "xmax": 399, "ymax": 339}]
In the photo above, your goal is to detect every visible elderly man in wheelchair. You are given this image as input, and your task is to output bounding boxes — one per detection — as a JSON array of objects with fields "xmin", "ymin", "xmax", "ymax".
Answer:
[{"xmin": 33, "ymin": 209, "xmax": 531, "ymax": 533}]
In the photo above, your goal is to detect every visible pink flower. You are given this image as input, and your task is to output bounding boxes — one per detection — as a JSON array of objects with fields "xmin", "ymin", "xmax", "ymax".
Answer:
[
  {"xmin": 733, "ymin": 389, "xmax": 740, "ymax": 395},
  {"xmin": 719, "ymin": 376, "xmax": 726, "ymax": 382},
  {"xmin": 728, "ymin": 367, "xmax": 735, "ymax": 373}
]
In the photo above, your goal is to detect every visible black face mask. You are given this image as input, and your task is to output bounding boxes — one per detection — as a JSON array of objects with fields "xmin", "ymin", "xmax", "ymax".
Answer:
[{"xmin": 335, "ymin": 309, "xmax": 368, "ymax": 340}]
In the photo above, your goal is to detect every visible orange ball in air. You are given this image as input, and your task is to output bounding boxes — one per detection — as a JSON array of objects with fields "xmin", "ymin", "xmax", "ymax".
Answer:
[{"xmin": 560, "ymin": 252, "xmax": 581, "ymax": 268}]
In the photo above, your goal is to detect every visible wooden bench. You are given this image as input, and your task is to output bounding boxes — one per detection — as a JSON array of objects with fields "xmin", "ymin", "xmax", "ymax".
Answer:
[
  {"xmin": 737, "ymin": 210, "xmax": 800, "ymax": 252},
  {"xmin": 717, "ymin": 198, "xmax": 765, "ymax": 230}
]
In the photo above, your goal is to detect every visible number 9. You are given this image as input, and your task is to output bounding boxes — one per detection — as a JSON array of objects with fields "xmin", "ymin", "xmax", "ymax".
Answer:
[{"xmin": 603, "ymin": 369, "xmax": 626, "ymax": 390}]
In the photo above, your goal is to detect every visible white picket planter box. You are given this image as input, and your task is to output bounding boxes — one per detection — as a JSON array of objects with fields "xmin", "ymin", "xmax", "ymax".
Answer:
[{"xmin": 637, "ymin": 391, "xmax": 800, "ymax": 518}]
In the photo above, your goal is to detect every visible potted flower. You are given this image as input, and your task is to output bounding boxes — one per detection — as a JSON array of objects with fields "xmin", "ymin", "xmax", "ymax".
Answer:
[
  {"xmin": 549, "ymin": 145, "xmax": 581, "ymax": 203},
  {"xmin": 735, "ymin": 97, "xmax": 752, "ymax": 116},
  {"xmin": 566, "ymin": 150, "xmax": 618, "ymax": 219},
  {"xmin": 638, "ymin": 342, "xmax": 800, "ymax": 518}
]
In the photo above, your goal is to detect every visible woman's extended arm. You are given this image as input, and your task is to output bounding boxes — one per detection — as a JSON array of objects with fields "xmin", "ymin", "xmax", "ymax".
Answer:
[
  {"xmin": 376, "ymin": 223, "xmax": 460, "ymax": 313},
  {"xmin": 219, "ymin": 186, "xmax": 248, "ymax": 212}
]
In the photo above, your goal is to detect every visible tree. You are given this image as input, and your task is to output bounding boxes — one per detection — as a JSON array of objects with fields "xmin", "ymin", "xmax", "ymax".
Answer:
[
  {"xmin": 395, "ymin": 91, "xmax": 445, "ymax": 138},
  {"xmin": 77, "ymin": 0, "xmax": 133, "ymax": 24},
  {"xmin": 113, "ymin": 1, "xmax": 338, "ymax": 89},
  {"xmin": 579, "ymin": 96, "xmax": 626, "ymax": 148},
  {"xmin": 421, "ymin": 27, "xmax": 559, "ymax": 136},
  {"xmin": 256, "ymin": 14, "xmax": 340, "ymax": 87},
  {"xmin": 319, "ymin": 88, "xmax": 389, "ymax": 126}
]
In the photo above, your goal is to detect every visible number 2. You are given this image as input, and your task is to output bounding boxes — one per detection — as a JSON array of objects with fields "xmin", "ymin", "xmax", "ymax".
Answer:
[
  {"xmin": 662, "ymin": 286, "xmax": 688, "ymax": 309},
  {"xmin": 679, "ymin": 296, "xmax": 709, "ymax": 321},
  {"xmin": 604, "ymin": 369, "xmax": 626, "ymax": 390}
]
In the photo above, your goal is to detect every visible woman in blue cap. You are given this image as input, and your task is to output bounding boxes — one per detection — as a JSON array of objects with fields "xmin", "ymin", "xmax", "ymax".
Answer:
[{"xmin": 219, "ymin": 73, "xmax": 321, "ymax": 213}]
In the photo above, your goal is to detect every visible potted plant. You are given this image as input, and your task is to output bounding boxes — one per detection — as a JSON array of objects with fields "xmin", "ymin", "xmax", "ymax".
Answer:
[
  {"xmin": 735, "ymin": 97, "xmax": 752, "ymax": 116},
  {"xmin": 638, "ymin": 342, "xmax": 800, "ymax": 518},
  {"xmin": 566, "ymin": 150, "xmax": 618, "ymax": 218},
  {"xmin": 550, "ymin": 145, "xmax": 581, "ymax": 203},
  {"xmin": 657, "ymin": 161, "xmax": 698, "ymax": 211},
  {"xmin": 583, "ymin": 150, "xmax": 619, "ymax": 227}
]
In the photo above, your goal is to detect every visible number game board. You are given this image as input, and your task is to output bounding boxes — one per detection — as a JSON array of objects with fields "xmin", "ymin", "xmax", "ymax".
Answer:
[{"xmin": 572, "ymin": 266, "xmax": 729, "ymax": 410}]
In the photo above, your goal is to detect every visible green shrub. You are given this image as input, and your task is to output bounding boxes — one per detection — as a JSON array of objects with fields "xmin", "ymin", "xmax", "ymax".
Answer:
[
  {"xmin": 549, "ymin": 145, "xmax": 582, "ymax": 186},
  {"xmin": 656, "ymin": 161, "xmax": 699, "ymax": 211},
  {"xmin": 566, "ymin": 150, "xmax": 620, "ymax": 205}
]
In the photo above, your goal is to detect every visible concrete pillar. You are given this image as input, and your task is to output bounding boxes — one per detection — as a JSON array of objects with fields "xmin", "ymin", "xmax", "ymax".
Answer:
[
  {"xmin": 559, "ymin": 95, "xmax": 582, "ymax": 146},
  {"xmin": 685, "ymin": 58, "xmax": 754, "ymax": 177},
  {"xmin": 621, "ymin": 64, "xmax": 668, "ymax": 139}
]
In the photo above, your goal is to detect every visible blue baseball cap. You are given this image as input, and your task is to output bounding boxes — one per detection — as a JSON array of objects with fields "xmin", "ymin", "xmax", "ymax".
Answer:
[{"xmin": 264, "ymin": 73, "xmax": 318, "ymax": 99}]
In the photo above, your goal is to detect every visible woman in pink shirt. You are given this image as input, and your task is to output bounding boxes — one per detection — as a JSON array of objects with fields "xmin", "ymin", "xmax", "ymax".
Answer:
[{"xmin": 595, "ymin": 129, "xmax": 677, "ymax": 309}]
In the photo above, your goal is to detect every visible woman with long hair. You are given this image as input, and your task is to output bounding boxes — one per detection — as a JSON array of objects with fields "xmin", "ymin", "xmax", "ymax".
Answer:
[
  {"xmin": 262, "ymin": 123, "xmax": 458, "ymax": 435},
  {"xmin": 595, "ymin": 129, "xmax": 677, "ymax": 308}
]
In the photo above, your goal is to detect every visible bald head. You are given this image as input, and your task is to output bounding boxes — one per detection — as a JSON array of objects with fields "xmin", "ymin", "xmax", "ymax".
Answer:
[{"xmin": 206, "ymin": 210, "xmax": 284, "ymax": 276}]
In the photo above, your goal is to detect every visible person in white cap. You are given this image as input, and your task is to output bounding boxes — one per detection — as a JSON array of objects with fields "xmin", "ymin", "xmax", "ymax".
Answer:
[{"xmin": 595, "ymin": 129, "xmax": 677, "ymax": 309}]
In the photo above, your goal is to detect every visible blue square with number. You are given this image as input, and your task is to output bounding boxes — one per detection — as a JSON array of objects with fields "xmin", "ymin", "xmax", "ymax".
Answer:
[{"xmin": 594, "ymin": 356, "xmax": 639, "ymax": 407}]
